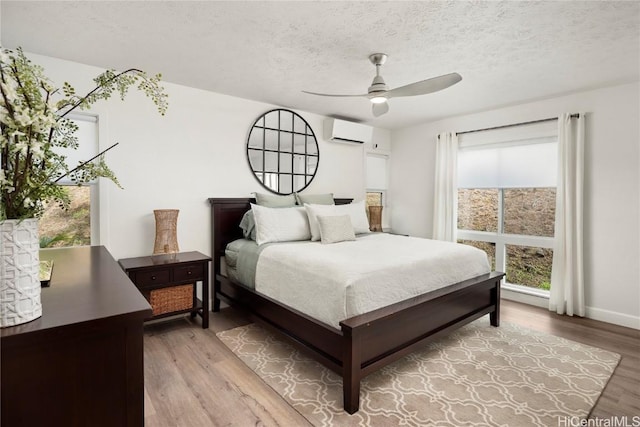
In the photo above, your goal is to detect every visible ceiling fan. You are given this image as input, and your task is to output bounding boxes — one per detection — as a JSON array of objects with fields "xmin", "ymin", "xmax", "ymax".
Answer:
[{"xmin": 302, "ymin": 53, "xmax": 462, "ymax": 117}]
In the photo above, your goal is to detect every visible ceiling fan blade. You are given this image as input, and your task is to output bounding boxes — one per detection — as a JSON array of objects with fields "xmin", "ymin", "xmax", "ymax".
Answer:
[
  {"xmin": 302, "ymin": 90, "xmax": 368, "ymax": 98},
  {"xmin": 387, "ymin": 72, "xmax": 462, "ymax": 98},
  {"xmin": 372, "ymin": 101, "xmax": 389, "ymax": 117}
]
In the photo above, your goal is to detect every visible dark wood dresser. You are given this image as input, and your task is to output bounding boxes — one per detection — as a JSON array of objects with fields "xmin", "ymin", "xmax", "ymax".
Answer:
[{"xmin": 0, "ymin": 246, "xmax": 152, "ymax": 427}]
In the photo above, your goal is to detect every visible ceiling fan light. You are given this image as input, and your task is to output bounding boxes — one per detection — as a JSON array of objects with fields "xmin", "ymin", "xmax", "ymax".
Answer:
[{"xmin": 370, "ymin": 96, "xmax": 387, "ymax": 104}]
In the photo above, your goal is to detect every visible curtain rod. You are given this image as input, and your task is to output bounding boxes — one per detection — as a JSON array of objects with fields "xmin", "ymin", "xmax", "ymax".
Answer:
[{"xmin": 455, "ymin": 113, "xmax": 580, "ymax": 136}]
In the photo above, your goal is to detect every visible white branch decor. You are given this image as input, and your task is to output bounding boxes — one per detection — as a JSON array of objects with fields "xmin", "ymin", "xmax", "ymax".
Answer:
[{"xmin": 0, "ymin": 46, "xmax": 168, "ymax": 221}]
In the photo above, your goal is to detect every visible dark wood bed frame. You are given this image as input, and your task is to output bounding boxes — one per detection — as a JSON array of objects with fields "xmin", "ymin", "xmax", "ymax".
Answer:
[{"xmin": 209, "ymin": 197, "xmax": 505, "ymax": 414}]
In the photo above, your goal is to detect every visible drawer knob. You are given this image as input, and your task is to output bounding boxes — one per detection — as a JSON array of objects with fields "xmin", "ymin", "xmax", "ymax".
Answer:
[
  {"xmin": 151, "ymin": 276, "xmax": 156, "ymax": 280},
  {"xmin": 187, "ymin": 271, "xmax": 192, "ymax": 275}
]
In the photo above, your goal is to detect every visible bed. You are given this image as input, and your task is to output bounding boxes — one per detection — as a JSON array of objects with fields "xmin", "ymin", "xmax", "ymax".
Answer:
[{"xmin": 209, "ymin": 197, "xmax": 505, "ymax": 414}]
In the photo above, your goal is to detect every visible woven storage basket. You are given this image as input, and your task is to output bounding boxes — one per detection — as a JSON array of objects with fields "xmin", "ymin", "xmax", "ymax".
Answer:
[{"xmin": 149, "ymin": 284, "xmax": 193, "ymax": 316}]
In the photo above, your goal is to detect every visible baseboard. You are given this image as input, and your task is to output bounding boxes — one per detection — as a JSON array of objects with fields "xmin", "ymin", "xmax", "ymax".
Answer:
[
  {"xmin": 501, "ymin": 288, "xmax": 549, "ymax": 309},
  {"xmin": 585, "ymin": 306, "xmax": 640, "ymax": 330},
  {"xmin": 208, "ymin": 297, "xmax": 229, "ymax": 310},
  {"xmin": 501, "ymin": 289, "xmax": 640, "ymax": 330}
]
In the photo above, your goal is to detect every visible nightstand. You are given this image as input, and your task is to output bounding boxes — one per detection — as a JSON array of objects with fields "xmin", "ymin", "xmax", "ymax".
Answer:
[{"xmin": 119, "ymin": 251, "xmax": 211, "ymax": 329}]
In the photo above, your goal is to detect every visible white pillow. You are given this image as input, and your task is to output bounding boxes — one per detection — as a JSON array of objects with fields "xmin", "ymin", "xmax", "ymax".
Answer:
[
  {"xmin": 251, "ymin": 204, "xmax": 311, "ymax": 246},
  {"xmin": 317, "ymin": 215, "xmax": 356, "ymax": 244},
  {"xmin": 305, "ymin": 200, "xmax": 370, "ymax": 241}
]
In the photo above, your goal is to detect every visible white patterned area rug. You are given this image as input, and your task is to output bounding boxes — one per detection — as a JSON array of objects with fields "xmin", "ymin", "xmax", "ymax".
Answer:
[{"xmin": 217, "ymin": 318, "xmax": 620, "ymax": 427}]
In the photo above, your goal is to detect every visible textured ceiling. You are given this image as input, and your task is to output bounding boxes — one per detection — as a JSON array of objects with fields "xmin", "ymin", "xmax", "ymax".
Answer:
[{"xmin": 2, "ymin": 1, "xmax": 639, "ymax": 130}]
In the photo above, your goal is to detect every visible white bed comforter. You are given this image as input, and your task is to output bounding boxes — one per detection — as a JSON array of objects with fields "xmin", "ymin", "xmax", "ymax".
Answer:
[{"xmin": 255, "ymin": 233, "xmax": 490, "ymax": 329}]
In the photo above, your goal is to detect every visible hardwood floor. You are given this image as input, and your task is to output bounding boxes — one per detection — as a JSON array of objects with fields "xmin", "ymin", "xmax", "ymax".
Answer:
[
  {"xmin": 143, "ymin": 309, "xmax": 311, "ymax": 427},
  {"xmin": 143, "ymin": 300, "xmax": 639, "ymax": 425}
]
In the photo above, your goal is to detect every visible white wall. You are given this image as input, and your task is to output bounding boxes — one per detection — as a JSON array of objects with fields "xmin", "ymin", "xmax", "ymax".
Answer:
[
  {"xmin": 388, "ymin": 82, "xmax": 640, "ymax": 329},
  {"xmin": 29, "ymin": 53, "xmax": 384, "ymax": 260}
]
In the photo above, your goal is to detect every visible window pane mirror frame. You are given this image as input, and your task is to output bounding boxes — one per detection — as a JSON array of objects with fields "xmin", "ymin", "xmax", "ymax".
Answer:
[{"xmin": 246, "ymin": 109, "xmax": 320, "ymax": 195}]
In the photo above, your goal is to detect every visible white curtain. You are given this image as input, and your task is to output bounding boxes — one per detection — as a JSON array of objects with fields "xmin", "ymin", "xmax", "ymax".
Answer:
[
  {"xmin": 549, "ymin": 113, "xmax": 585, "ymax": 316},
  {"xmin": 432, "ymin": 132, "xmax": 458, "ymax": 241}
]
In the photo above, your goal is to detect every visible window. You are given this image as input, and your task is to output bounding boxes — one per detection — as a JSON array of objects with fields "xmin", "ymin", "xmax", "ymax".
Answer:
[
  {"xmin": 39, "ymin": 185, "xmax": 91, "ymax": 248},
  {"xmin": 456, "ymin": 121, "xmax": 557, "ymax": 294},
  {"xmin": 366, "ymin": 191, "xmax": 383, "ymax": 208},
  {"xmin": 38, "ymin": 114, "xmax": 98, "ymax": 248}
]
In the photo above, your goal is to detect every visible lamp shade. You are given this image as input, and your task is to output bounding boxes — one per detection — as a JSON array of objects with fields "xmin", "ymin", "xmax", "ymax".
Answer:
[
  {"xmin": 153, "ymin": 209, "xmax": 179, "ymax": 255},
  {"xmin": 368, "ymin": 205, "xmax": 383, "ymax": 232}
]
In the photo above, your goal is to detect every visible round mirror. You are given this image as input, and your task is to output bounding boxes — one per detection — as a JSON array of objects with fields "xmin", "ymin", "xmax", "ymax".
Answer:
[{"xmin": 246, "ymin": 109, "xmax": 319, "ymax": 195}]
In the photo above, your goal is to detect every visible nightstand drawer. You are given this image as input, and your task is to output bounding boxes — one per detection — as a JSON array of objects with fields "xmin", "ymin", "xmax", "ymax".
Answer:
[
  {"xmin": 174, "ymin": 263, "xmax": 204, "ymax": 282},
  {"xmin": 134, "ymin": 269, "xmax": 170, "ymax": 286}
]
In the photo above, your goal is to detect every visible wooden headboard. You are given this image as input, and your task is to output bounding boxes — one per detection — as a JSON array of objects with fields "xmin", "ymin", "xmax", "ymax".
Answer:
[{"xmin": 208, "ymin": 197, "xmax": 353, "ymax": 278}]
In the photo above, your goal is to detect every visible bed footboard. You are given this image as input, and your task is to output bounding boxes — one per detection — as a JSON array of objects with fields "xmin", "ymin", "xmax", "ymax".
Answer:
[{"xmin": 339, "ymin": 271, "xmax": 504, "ymax": 414}]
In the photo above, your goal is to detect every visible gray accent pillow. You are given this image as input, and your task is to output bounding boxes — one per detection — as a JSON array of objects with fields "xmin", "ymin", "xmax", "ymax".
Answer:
[
  {"xmin": 295, "ymin": 192, "xmax": 334, "ymax": 205},
  {"xmin": 317, "ymin": 215, "xmax": 356, "ymax": 244},
  {"xmin": 254, "ymin": 192, "xmax": 297, "ymax": 208},
  {"xmin": 239, "ymin": 210, "xmax": 257, "ymax": 240},
  {"xmin": 304, "ymin": 201, "xmax": 370, "ymax": 241}
]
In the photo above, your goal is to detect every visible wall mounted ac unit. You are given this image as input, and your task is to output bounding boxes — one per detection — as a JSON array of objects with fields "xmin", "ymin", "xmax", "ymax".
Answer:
[{"xmin": 324, "ymin": 118, "xmax": 373, "ymax": 144}]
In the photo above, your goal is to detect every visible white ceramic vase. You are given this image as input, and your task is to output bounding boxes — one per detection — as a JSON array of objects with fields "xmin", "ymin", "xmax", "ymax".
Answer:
[{"xmin": 0, "ymin": 218, "xmax": 42, "ymax": 327}]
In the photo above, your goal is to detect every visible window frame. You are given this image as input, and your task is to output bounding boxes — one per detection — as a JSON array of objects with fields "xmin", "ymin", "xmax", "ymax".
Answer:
[
  {"xmin": 457, "ymin": 187, "xmax": 554, "ymax": 296},
  {"xmin": 39, "ymin": 112, "xmax": 102, "ymax": 247},
  {"xmin": 365, "ymin": 152, "xmax": 389, "ymax": 228},
  {"xmin": 456, "ymin": 124, "xmax": 558, "ymax": 296}
]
